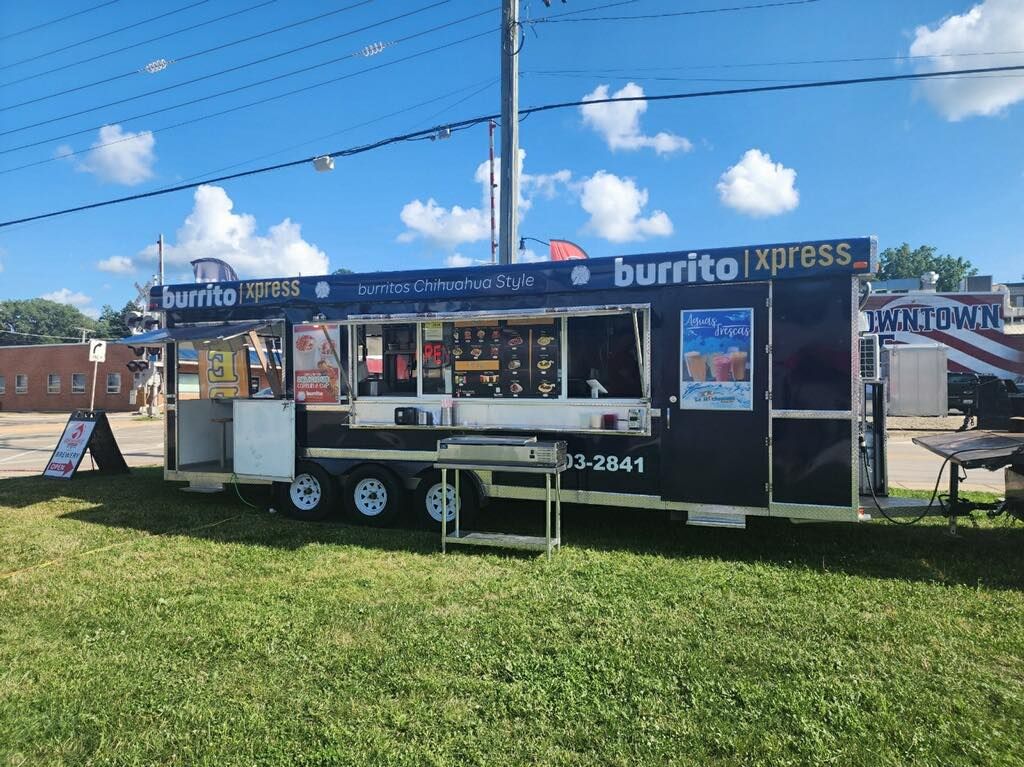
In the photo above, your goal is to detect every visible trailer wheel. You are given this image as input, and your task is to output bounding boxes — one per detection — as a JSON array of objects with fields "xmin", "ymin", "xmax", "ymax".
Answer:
[
  {"xmin": 344, "ymin": 465, "xmax": 405, "ymax": 526},
  {"xmin": 278, "ymin": 463, "xmax": 337, "ymax": 522},
  {"xmin": 413, "ymin": 470, "xmax": 479, "ymax": 529}
]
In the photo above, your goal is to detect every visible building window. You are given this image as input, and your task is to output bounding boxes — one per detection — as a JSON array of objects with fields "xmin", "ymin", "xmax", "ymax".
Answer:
[
  {"xmin": 0, "ymin": 375, "xmax": 5, "ymax": 395},
  {"xmin": 106, "ymin": 372, "xmax": 121, "ymax": 394},
  {"xmin": 16, "ymin": 374, "xmax": 28, "ymax": 394},
  {"xmin": 72, "ymin": 373, "xmax": 86, "ymax": 394},
  {"xmin": 47, "ymin": 373, "xmax": 61, "ymax": 394}
]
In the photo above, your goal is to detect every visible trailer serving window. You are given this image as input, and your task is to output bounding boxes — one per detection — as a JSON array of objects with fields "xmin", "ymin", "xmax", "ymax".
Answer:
[{"xmin": 339, "ymin": 306, "xmax": 651, "ymax": 433}]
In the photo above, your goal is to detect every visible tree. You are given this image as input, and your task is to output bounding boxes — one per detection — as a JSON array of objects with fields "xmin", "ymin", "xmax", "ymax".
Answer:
[
  {"xmin": 95, "ymin": 300, "xmax": 141, "ymax": 340},
  {"xmin": 0, "ymin": 299, "xmax": 98, "ymax": 345},
  {"xmin": 877, "ymin": 243, "xmax": 977, "ymax": 292},
  {"xmin": 332, "ymin": 267, "xmax": 354, "ymax": 275}
]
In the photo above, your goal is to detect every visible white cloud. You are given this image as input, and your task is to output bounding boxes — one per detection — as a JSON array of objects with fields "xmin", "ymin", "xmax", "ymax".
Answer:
[
  {"xmin": 399, "ymin": 200, "xmax": 490, "ymax": 250},
  {"xmin": 96, "ymin": 255, "xmax": 135, "ymax": 274},
  {"xmin": 137, "ymin": 185, "xmax": 328, "ymax": 278},
  {"xmin": 578, "ymin": 171, "xmax": 673, "ymax": 242},
  {"xmin": 716, "ymin": 149, "xmax": 799, "ymax": 217},
  {"xmin": 399, "ymin": 149, "xmax": 571, "ymax": 252},
  {"xmin": 41, "ymin": 288, "xmax": 99, "ymax": 319},
  {"xmin": 580, "ymin": 83, "xmax": 692, "ymax": 154},
  {"xmin": 66, "ymin": 124, "xmax": 157, "ymax": 185},
  {"xmin": 518, "ymin": 248, "xmax": 547, "ymax": 263},
  {"xmin": 445, "ymin": 253, "xmax": 476, "ymax": 268},
  {"xmin": 910, "ymin": 0, "xmax": 1024, "ymax": 120}
]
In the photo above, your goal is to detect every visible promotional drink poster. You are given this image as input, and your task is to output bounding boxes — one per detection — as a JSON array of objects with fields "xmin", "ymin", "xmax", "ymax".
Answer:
[
  {"xmin": 293, "ymin": 324, "xmax": 343, "ymax": 403},
  {"xmin": 680, "ymin": 308, "xmax": 753, "ymax": 411}
]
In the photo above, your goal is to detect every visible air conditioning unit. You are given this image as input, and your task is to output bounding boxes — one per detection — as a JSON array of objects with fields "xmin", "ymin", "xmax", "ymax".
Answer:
[{"xmin": 860, "ymin": 334, "xmax": 880, "ymax": 380}]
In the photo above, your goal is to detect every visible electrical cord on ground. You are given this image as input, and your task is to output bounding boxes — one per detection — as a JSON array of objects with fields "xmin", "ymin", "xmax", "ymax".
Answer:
[
  {"xmin": 4, "ymin": 61, "xmax": 1024, "ymax": 229},
  {"xmin": 860, "ymin": 443, "xmax": 1024, "ymax": 526},
  {"xmin": 231, "ymin": 474, "xmax": 260, "ymax": 509}
]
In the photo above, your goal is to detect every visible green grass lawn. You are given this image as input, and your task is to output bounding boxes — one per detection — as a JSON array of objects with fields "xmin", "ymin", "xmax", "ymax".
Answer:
[{"xmin": 1, "ymin": 469, "xmax": 1022, "ymax": 766}]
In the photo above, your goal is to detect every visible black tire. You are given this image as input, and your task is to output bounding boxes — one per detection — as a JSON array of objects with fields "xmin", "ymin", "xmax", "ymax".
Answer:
[
  {"xmin": 412, "ymin": 470, "xmax": 479, "ymax": 529},
  {"xmin": 276, "ymin": 462, "xmax": 337, "ymax": 522},
  {"xmin": 344, "ymin": 465, "xmax": 405, "ymax": 526}
]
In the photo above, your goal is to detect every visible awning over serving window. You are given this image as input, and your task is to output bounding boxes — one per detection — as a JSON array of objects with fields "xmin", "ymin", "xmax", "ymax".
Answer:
[{"xmin": 114, "ymin": 320, "xmax": 273, "ymax": 345}]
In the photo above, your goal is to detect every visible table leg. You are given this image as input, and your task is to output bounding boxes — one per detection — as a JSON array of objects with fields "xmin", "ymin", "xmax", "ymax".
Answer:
[
  {"xmin": 455, "ymin": 469, "xmax": 461, "ymax": 538},
  {"xmin": 441, "ymin": 467, "xmax": 447, "ymax": 553},
  {"xmin": 948, "ymin": 464, "xmax": 959, "ymax": 536},
  {"xmin": 545, "ymin": 473, "xmax": 552, "ymax": 560},
  {"xmin": 556, "ymin": 472, "xmax": 561, "ymax": 551}
]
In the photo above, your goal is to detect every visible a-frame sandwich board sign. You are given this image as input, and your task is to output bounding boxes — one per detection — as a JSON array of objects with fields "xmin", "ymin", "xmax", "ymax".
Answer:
[{"xmin": 43, "ymin": 410, "xmax": 130, "ymax": 479}]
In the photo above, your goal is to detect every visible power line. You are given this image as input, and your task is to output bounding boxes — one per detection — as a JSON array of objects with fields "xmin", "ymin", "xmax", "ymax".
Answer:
[
  {"xmin": 0, "ymin": 0, "xmax": 278, "ymax": 92},
  {"xmin": 0, "ymin": 0, "xmax": 384, "ymax": 128},
  {"xmin": 0, "ymin": 0, "xmax": 121, "ymax": 42},
  {"xmin": 0, "ymin": 20, "xmax": 497, "ymax": 171},
  {"xmin": 530, "ymin": 0, "xmax": 820, "ymax": 23},
  {"xmin": 5, "ymin": 62, "xmax": 1023, "ymax": 230},
  {"xmin": 524, "ymin": 48, "xmax": 1024, "ymax": 75},
  {"xmin": 0, "ymin": 1, "xmax": 487, "ymax": 146},
  {"xmin": 0, "ymin": 328, "xmax": 91, "ymax": 341},
  {"xmin": 0, "ymin": 0, "xmax": 211, "ymax": 73},
  {"xmin": 0, "ymin": 0, "xmax": 388, "ymax": 111},
  {"xmin": 176, "ymin": 78, "xmax": 498, "ymax": 183}
]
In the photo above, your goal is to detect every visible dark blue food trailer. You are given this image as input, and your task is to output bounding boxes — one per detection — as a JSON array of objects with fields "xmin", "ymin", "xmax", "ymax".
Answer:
[{"xmin": 140, "ymin": 236, "xmax": 880, "ymax": 530}]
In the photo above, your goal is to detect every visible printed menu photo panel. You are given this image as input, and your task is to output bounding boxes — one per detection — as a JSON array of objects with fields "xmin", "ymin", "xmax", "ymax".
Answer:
[
  {"xmin": 451, "ymin": 318, "xmax": 561, "ymax": 398},
  {"xmin": 293, "ymin": 324, "xmax": 344, "ymax": 403},
  {"xmin": 679, "ymin": 308, "xmax": 753, "ymax": 411}
]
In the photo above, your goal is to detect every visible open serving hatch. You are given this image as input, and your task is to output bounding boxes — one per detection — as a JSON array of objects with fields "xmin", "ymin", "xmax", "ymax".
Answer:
[{"xmin": 117, "ymin": 320, "xmax": 295, "ymax": 483}]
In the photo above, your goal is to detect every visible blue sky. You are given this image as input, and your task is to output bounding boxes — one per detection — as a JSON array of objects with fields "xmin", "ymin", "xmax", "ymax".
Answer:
[{"xmin": 1, "ymin": 0, "xmax": 1022, "ymax": 317}]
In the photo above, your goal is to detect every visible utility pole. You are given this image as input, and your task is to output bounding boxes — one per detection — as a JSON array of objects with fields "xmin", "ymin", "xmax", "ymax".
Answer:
[
  {"xmin": 157, "ymin": 233, "xmax": 164, "ymax": 288},
  {"xmin": 488, "ymin": 119, "xmax": 497, "ymax": 264},
  {"xmin": 498, "ymin": 0, "xmax": 519, "ymax": 266}
]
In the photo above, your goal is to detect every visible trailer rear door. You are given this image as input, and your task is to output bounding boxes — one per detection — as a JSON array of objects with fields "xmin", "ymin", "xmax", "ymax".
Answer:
[{"xmin": 657, "ymin": 283, "xmax": 770, "ymax": 509}]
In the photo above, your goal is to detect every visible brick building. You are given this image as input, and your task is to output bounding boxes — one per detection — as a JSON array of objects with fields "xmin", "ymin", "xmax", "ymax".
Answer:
[{"xmin": 0, "ymin": 343, "xmax": 146, "ymax": 412}]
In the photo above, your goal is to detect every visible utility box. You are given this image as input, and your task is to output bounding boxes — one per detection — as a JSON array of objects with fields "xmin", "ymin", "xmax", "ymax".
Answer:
[{"xmin": 884, "ymin": 343, "xmax": 948, "ymax": 417}]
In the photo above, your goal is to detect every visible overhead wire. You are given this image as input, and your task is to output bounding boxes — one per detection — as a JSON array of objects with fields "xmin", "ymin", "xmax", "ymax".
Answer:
[
  {"xmin": 0, "ymin": 0, "xmax": 400, "ymax": 110},
  {"xmin": 0, "ymin": 22, "xmax": 498, "ymax": 172},
  {"xmin": 0, "ymin": 1, "xmax": 492, "ymax": 149},
  {"xmin": 524, "ymin": 48, "xmax": 1024, "ymax": 76},
  {"xmin": 529, "ymin": 0, "xmax": 820, "ymax": 23},
  {"xmin": 0, "ymin": 0, "xmax": 121, "ymax": 42},
  {"xmin": 0, "ymin": 0, "xmax": 406, "ymax": 132},
  {"xmin": 175, "ymin": 77, "xmax": 498, "ymax": 184},
  {"xmin": 0, "ymin": 0, "xmax": 211, "ymax": 73},
  {"xmin": 3, "ymin": 62, "xmax": 1024, "ymax": 230},
  {"xmin": 0, "ymin": 0, "xmax": 276, "ymax": 92}
]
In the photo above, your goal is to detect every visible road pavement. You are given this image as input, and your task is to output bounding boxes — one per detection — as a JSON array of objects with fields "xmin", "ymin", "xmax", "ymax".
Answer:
[
  {"xmin": 0, "ymin": 412, "xmax": 1008, "ymax": 493},
  {"xmin": 0, "ymin": 412, "xmax": 163, "ymax": 478}
]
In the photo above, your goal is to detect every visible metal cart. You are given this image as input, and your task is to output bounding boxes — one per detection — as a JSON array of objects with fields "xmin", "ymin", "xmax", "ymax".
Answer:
[{"xmin": 435, "ymin": 436, "xmax": 568, "ymax": 558}]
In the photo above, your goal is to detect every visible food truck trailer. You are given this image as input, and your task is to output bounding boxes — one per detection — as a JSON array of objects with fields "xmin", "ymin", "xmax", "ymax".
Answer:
[{"xmin": 138, "ymin": 236, "xmax": 885, "ymax": 531}]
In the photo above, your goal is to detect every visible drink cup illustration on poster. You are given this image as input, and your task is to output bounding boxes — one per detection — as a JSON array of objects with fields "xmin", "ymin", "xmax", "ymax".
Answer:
[
  {"xmin": 679, "ymin": 308, "xmax": 753, "ymax": 410},
  {"xmin": 293, "ymin": 324, "xmax": 342, "ymax": 403}
]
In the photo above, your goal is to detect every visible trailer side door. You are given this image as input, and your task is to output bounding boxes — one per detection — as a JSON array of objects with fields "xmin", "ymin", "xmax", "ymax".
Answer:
[{"xmin": 657, "ymin": 283, "xmax": 770, "ymax": 509}]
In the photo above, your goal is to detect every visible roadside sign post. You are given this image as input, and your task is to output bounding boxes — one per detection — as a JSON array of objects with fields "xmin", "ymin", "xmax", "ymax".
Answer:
[{"xmin": 88, "ymin": 340, "xmax": 107, "ymax": 411}]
